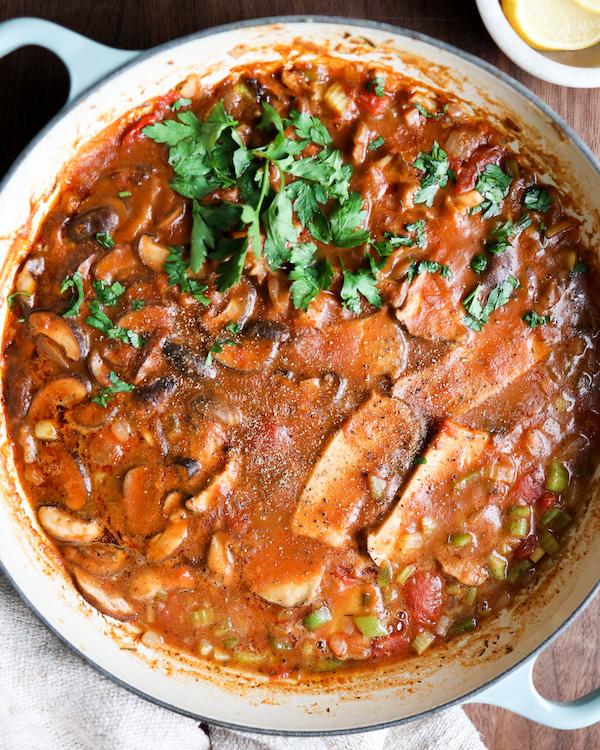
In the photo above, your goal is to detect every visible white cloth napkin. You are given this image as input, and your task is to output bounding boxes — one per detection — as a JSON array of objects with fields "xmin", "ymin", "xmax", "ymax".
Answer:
[{"xmin": 0, "ymin": 573, "xmax": 487, "ymax": 750}]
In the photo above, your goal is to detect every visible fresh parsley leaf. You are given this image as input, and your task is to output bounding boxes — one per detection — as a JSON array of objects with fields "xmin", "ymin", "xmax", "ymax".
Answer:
[
  {"xmin": 209, "ymin": 236, "xmax": 249, "ymax": 292},
  {"xmin": 404, "ymin": 221, "xmax": 428, "ymax": 249},
  {"xmin": 225, "ymin": 322, "xmax": 242, "ymax": 334},
  {"xmin": 171, "ymin": 98, "xmax": 192, "ymax": 111},
  {"xmin": 412, "ymin": 456, "xmax": 427, "ymax": 465},
  {"xmin": 523, "ymin": 186, "xmax": 552, "ymax": 212},
  {"xmin": 472, "ymin": 164, "xmax": 512, "ymax": 219},
  {"xmin": 463, "ymin": 275, "xmax": 520, "ymax": 331},
  {"xmin": 263, "ymin": 188, "xmax": 298, "ymax": 269},
  {"xmin": 118, "ymin": 191, "xmax": 131, "ymax": 198},
  {"xmin": 286, "ymin": 110, "xmax": 332, "ymax": 147},
  {"xmin": 570, "ymin": 260, "xmax": 588, "ymax": 276},
  {"xmin": 286, "ymin": 180, "xmax": 327, "ymax": 226},
  {"xmin": 374, "ymin": 221, "xmax": 428, "ymax": 256},
  {"xmin": 340, "ymin": 261, "xmax": 382, "ymax": 313},
  {"xmin": 470, "ymin": 254, "xmax": 488, "ymax": 274},
  {"xmin": 163, "ymin": 246, "xmax": 210, "ymax": 303},
  {"xmin": 92, "ymin": 280, "xmax": 125, "ymax": 306},
  {"xmin": 327, "ymin": 193, "xmax": 371, "ymax": 248},
  {"xmin": 522, "ymin": 310, "xmax": 550, "ymax": 328},
  {"xmin": 406, "ymin": 259, "xmax": 453, "ymax": 283},
  {"xmin": 86, "ymin": 300, "xmax": 145, "ymax": 348},
  {"xmin": 413, "ymin": 141, "xmax": 455, "ymax": 207},
  {"xmin": 367, "ymin": 136, "xmax": 385, "ymax": 151},
  {"xmin": 61, "ymin": 271, "xmax": 85, "ymax": 318},
  {"xmin": 132, "ymin": 300, "xmax": 145, "ymax": 311},
  {"xmin": 414, "ymin": 103, "xmax": 448, "ymax": 119},
  {"xmin": 91, "ymin": 370, "xmax": 134, "ymax": 407},
  {"xmin": 7, "ymin": 291, "xmax": 32, "ymax": 308},
  {"xmin": 487, "ymin": 214, "xmax": 532, "ymax": 254},
  {"xmin": 190, "ymin": 201, "xmax": 216, "ymax": 273},
  {"xmin": 288, "ymin": 243, "xmax": 334, "ymax": 311},
  {"xmin": 95, "ymin": 232, "xmax": 115, "ymax": 250},
  {"xmin": 367, "ymin": 77, "xmax": 386, "ymax": 97},
  {"xmin": 205, "ymin": 339, "xmax": 236, "ymax": 366}
]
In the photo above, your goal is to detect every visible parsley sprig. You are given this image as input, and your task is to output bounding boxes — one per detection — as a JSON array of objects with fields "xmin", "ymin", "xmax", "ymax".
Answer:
[
  {"xmin": 406, "ymin": 259, "xmax": 453, "ymax": 284},
  {"xmin": 92, "ymin": 280, "xmax": 125, "ymax": 306},
  {"xmin": 522, "ymin": 311, "xmax": 550, "ymax": 328},
  {"xmin": 487, "ymin": 214, "xmax": 531, "ymax": 254},
  {"xmin": 91, "ymin": 370, "xmax": 134, "ymax": 407},
  {"xmin": 523, "ymin": 186, "xmax": 552, "ymax": 212},
  {"xmin": 463, "ymin": 275, "xmax": 520, "ymax": 331},
  {"xmin": 86, "ymin": 301, "xmax": 145, "ymax": 348},
  {"xmin": 60, "ymin": 271, "xmax": 85, "ymax": 318},
  {"xmin": 413, "ymin": 142, "xmax": 456, "ymax": 207},
  {"xmin": 471, "ymin": 165, "xmax": 512, "ymax": 219}
]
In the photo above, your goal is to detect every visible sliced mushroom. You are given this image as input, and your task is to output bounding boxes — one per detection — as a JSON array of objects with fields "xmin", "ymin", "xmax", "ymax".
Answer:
[
  {"xmin": 69, "ymin": 401, "xmax": 118, "ymax": 431},
  {"xmin": 185, "ymin": 457, "xmax": 240, "ymax": 514},
  {"xmin": 87, "ymin": 349, "xmax": 113, "ymax": 387},
  {"xmin": 93, "ymin": 244, "xmax": 142, "ymax": 283},
  {"xmin": 3, "ymin": 362, "xmax": 33, "ymax": 419},
  {"xmin": 173, "ymin": 457, "xmax": 200, "ymax": 479},
  {"xmin": 116, "ymin": 305, "xmax": 174, "ymax": 335},
  {"xmin": 72, "ymin": 567, "xmax": 135, "ymax": 620},
  {"xmin": 163, "ymin": 341, "xmax": 216, "ymax": 379},
  {"xmin": 137, "ymin": 234, "xmax": 170, "ymax": 271},
  {"xmin": 121, "ymin": 465, "xmax": 182, "ymax": 537},
  {"xmin": 62, "ymin": 543, "xmax": 128, "ymax": 577},
  {"xmin": 135, "ymin": 377, "xmax": 177, "ymax": 409},
  {"xmin": 128, "ymin": 564, "xmax": 195, "ymax": 601},
  {"xmin": 207, "ymin": 532, "xmax": 235, "ymax": 587},
  {"xmin": 132, "ymin": 330, "xmax": 168, "ymax": 385},
  {"xmin": 29, "ymin": 312, "xmax": 86, "ymax": 361},
  {"xmin": 37, "ymin": 506, "xmax": 102, "ymax": 543},
  {"xmin": 146, "ymin": 519, "xmax": 189, "ymax": 563},
  {"xmin": 28, "ymin": 375, "xmax": 90, "ymax": 421},
  {"xmin": 189, "ymin": 393, "xmax": 241, "ymax": 427},
  {"xmin": 201, "ymin": 280, "xmax": 257, "ymax": 333},
  {"xmin": 66, "ymin": 205, "xmax": 120, "ymax": 243},
  {"xmin": 37, "ymin": 448, "xmax": 91, "ymax": 511},
  {"xmin": 435, "ymin": 547, "xmax": 489, "ymax": 587}
]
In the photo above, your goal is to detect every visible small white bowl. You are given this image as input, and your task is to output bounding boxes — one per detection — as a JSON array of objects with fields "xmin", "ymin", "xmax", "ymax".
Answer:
[{"xmin": 476, "ymin": 0, "xmax": 600, "ymax": 87}]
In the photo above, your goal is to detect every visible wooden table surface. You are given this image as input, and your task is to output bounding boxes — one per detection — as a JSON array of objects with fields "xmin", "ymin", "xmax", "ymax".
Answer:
[{"xmin": 0, "ymin": 1, "xmax": 599, "ymax": 747}]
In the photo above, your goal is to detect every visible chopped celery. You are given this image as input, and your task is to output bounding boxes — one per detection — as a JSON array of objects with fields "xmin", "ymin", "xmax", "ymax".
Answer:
[
  {"xmin": 507, "ymin": 559, "xmax": 533, "ymax": 584},
  {"xmin": 448, "ymin": 617, "xmax": 477, "ymax": 635},
  {"xmin": 270, "ymin": 635, "xmax": 292, "ymax": 651},
  {"xmin": 190, "ymin": 607, "xmax": 214, "ymax": 627},
  {"xmin": 545, "ymin": 459, "xmax": 569, "ymax": 493},
  {"xmin": 464, "ymin": 587, "xmax": 477, "ymax": 605},
  {"xmin": 412, "ymin": 631, "xmax": 436, "ymax": 655},
  {"xmin": 377, "ymin": 560, "xmax": 392, "ymax": 589},
  {"xmin": 530, "ymin": 546, "xmax": 546, "ymax": 563},
  {"xmin": 213, "ymin": 618, "xmax": 233, "ymax": 636},
  {"xmin": 303, "ymin": 605, "xmax": 332, "ymax": 631},
  {"xmin": 449, "ymin": 532, "xmax": 472, "ymax": 547},
  {"xmin": 154, "ymin": 589, "xmax": 167, "ymax": 601},
  {"xmin": 540, "ymin": 529, "xmax": 561, "ymax": 556},
  {"xmin": 508, "ymin": 518, "xmax": 528, "ymax": 538},
  {"xmin": 541, "ymin": 507, "xmax": 560, "ymax": 526},
  {"xmin": 487, "ymin": 551, "xmax": 508, "ymax": 581},
  {"xmin": 396, "ymin": 564, "xmax": 416, "ymax": 586},
  {"xmin": 315, "ymin": 657, "xmax": 343, "ymax": 671},
  {"xmin": 233, "ymin": 650, "xmax": 263, "ymax": 664},
  {"xmin": 354, "ymin": 615, "xmax": 389, "ymax": 638},
  {"xmin": 552, "ymin": 510, "xmax": 572, "ymax": 533},
  {"xmin": 508, "ymin": 505, "xmax": 530, "ymax": 518},
  {"xmin": 453, "ymin": 469, "xmax": 481, "ymax": 492},
  {"xmin": 223, "ymin": 636, "xmax": 239, "ymax": 649},
  {"xmin": 446, "ymin": 583, "xmax": 463, "ymax": 597}
]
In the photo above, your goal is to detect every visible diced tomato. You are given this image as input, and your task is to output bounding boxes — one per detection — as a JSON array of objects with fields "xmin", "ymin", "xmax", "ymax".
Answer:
[
  {"xmin": 537, "ymin": 492, "xmax": 557, "ymax": 514},
  {"xmin": 404, "ymin": 570, "xmax": 444, "ymax": 627},
  {"xmin": 371, "ymin": 630, "xmax": 411, "ymax": 662},
  {"xmin": 357, "ymin": 93, "xmax": 390, "ymax": 115},
  {"xmin": 454, "ymin": 145, "xmax": 503, "ymax": 194},
  {"xmin": 269, "ymin": 666, "xmax": 293, "ymax": 680},
  {"xmin": 514, "ymin": 473, "xmax": 544, "ymax": 505},
  {"xmin": 514, "ymin": 534, "xmax": 539, "ymax": 561}
]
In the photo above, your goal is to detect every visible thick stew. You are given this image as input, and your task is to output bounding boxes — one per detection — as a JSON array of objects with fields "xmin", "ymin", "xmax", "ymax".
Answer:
[{"xmin": 3, "ymin": 56, "xmax": 600, "ymax": 679}]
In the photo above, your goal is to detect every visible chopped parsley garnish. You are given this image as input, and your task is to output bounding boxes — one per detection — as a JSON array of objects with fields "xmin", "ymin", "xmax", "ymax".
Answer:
[
  {"xmin": 412, "ymin": 456, "xmax": 427, "ymax": 465},
  {"xmin": 373, "ymin": 221, "xmax": 428, "ymax": 257},
  {"xmin": 522, "ymin": 311, "xmax": 550, "ymax": 328},
  {"xmin": 340, "ymin": 261, "xmax": 381, "ymax": 314},
  {"xmin": 570, "ymin": 260, "xmax": 588, "ymax": 276},
  {"xmin": 367, "ymin": 77, "xmax": 386, "ymax": 97},
  {"xmin": 132, "ymin": 300, "xmax": 145, "ymax": 311},
  {"xmin": 92, "ymin": 280, "xmax": 125, "ymax": 306},
  {"xmin": 413, "ymin": 141, "xmax": 455, "ymax": 207},
  {"xmin": 470, "ymin": 254, "xmax": 488, "ymax": 274},
  {"xmin": 86, "ymin": 300, "xmax": 145, "ymax": 348},
  {"xmin": 487, "ymin": 214, "xmax": 531, "ymax": 254},
  {"xmin": 205, "ymin": 339, "xmax": 236, "ymax": 366},
  {"xmin": 463, "ymin": 275, "xmax": 520, "ymax": 331},
  {"xmin": 95, "ymin": 232, "xmax": 116, "ymax": 250},
  {"xmin": 60, "ymin": 271, "xmax": 85, "ymax": 318},
  {"xmin": 163, "ymin": 246, "xmax": 210, "ymax": 303},
  {"xmin": 285, "ymin": 109, "xmax": 332, "ymax": 147},
  {"xmin": 414, "ymin": 103, "xmax": 448, "ymax": 120},
  {"xmin": 118, "ymin": 191, "xmax": 131, "ymax": 198},
  {"xmin": 367, "ymin": 136, "xmax": 385, "ymax": 151},
  {"xmin": 7, "ymin": 291, "xmax": 32, "ymax": 308},
  {"xmin": 91, "ymin": 370, "xmax": 134, "ymax": 407},
  {"xmin": 406, "ymin": 259, "xmax": 453, "ymax": 283},
  {"xmin": 471, "ymin": 165, "xmax": 512, "ymax": 219},
  {"xmin": 523, "ymin": 186, "xmax": 552, "ymax": 212},
  {"xmin": 171, "ymin": 98, "xmax": 192, "ymax": 111},
  {"xmin": 287, "ymin": 243, "xmax": 334, "ymax": 312},
  {"xmin": 225, "ymin": 322, "xmax": 242, "ymax": 334}
]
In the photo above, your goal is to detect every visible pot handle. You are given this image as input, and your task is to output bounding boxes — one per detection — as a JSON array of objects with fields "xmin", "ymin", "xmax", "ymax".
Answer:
[
  {"xmin": 0, "ymin": 17, "xmax": 139, "ymax": 104},
  {"xmin": 470, "ymin": 655, "xmax": 600, "ymax": 729}
]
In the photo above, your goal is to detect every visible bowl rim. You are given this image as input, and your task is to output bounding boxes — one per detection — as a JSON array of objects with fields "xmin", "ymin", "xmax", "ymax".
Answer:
[
  {"xmin": 475, "ymin": 0, "xmax": 600, "ymax": 88},
  {"xmin": 2, "ymin": 13, "xmax": 600, "ymax": 736}
]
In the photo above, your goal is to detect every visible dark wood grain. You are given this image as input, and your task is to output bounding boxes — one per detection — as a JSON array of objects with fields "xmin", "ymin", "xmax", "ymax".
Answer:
[{"xmin": 0, "ymin": 1, "xmax": 599, "ymax": 747}]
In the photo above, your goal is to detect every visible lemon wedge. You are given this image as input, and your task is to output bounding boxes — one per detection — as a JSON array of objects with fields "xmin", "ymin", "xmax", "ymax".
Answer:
[{"xmin": 502, "ymin": 0, "xmax": 600, "ymax": 50}]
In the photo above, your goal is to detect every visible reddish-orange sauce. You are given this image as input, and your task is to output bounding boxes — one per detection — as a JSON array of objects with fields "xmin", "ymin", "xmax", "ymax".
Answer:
[{"xmin": 3, "ymin": 57, "xmax": 600, "ymax": 679}]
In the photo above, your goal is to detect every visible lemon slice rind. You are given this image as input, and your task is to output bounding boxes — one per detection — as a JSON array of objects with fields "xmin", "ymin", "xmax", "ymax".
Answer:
[{"xmin": 502, "ymin": 0, "xmax": 600, "ymax": 51}]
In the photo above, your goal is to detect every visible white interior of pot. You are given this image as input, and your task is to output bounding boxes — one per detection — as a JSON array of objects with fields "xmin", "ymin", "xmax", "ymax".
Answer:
[{"xmin": 1, "ymin": 20, "xmax": 599, "ymax": 733}]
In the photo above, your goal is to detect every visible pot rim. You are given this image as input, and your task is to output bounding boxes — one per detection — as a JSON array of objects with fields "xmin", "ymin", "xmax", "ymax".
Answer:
[{"xmin": 2, "ymin": 13, "xmax": 600, "ymax": 735}]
